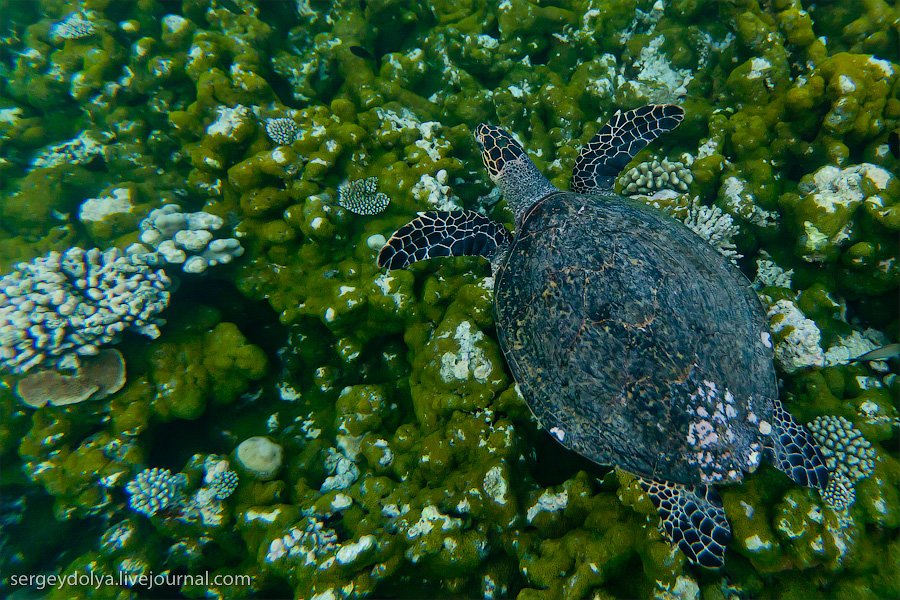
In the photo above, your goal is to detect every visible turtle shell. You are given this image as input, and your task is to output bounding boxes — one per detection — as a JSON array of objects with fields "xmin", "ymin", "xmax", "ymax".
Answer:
[{"xmin": 495, "ymin": 191, "xmax": 776, "ymax": 486}]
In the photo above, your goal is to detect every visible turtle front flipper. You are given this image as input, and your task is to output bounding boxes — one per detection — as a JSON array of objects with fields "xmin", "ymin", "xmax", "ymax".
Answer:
[
  {"xmin": 571, "ymin": 104, "xmax": 684, "ymax": 193},
  {"xmin": 768, "ymin": 399, "xmax": 830, "ymax": 490},
  {"xmin": 637, "ymin": 476, "xmax": 731, "ymax": 569},
  {"xmin": 378, "ymin": 210, "xmax": 511, "ymax": 270}
]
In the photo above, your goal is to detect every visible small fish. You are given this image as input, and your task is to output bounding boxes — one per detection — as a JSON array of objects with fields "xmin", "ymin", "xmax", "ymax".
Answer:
[
  {"xmin": 889, "ymin": 130, "xmax": 899, "ymax": 159},
  {"xmin": 851, "ymin": 343, "xmax": 900, "ymax": 363},
  {"xmin": 349, "ymin": 45, "xmax": 374, "ymax": 60},
  {"xmin": 216, "ymin": 0, "xmax": 245, "ymax": 14}
]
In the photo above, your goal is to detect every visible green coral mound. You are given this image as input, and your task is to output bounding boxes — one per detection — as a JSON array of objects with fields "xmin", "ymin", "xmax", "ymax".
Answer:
[{"xmin": 0, "ymin": 0, "xmax": 898, "ymax": 598}]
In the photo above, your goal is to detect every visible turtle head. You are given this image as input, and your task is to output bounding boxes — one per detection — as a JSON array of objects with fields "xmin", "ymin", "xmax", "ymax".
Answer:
[
  {"xmin": 475, "ymin": 124, "xmax": 528, "ymax": 182},
  {"xmin": 474, "ymin": 123, "xmax": 558, "ymax": 223}
]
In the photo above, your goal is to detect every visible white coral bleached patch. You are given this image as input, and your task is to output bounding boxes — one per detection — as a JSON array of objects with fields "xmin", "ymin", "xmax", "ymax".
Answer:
[
  {"xmin": 767, "ymin": 299, "xmax": 824, "ymax": 373},
  {"xmin": 747, "ymin": 57, "xmax": 771, "ymax": 80},
  {"xmin": 719, "ymin": 175, "xmax": 779, "ymax": 228},
  {"xmin": 825, "ymin": 330, "xmax": 889, "ymax": 371},
  {"xmin": 804, "ymin": 165, "xmax": 866, "ymax": 214},
  {"xmin": 31, "ymin": 130, "xmax": 112, "ymax": 170},
  {"xmin": 206, "ymin": 105, "xmax": 251, "ymax": 138},
  {"xmin": 624, "ymin": 36, "xmax": 692, "ymax": 103},
  {"xmin": 483, "ymin": 465, "xmax": 509, "ymax": 505},
  {"xmin": 753, "ymin": 254, "xmax": 793, "ymax": 290},
  {"xmin": 320, "ymin": 448, "xmax": 359, "ymax": 492},
  {"xmin": 795, "ymin": 163, "xmax": 895, "ymax": 261},
  {"xmin": 406, "ymin": 505, "xmax": 462, "ymax": 539},
  {"xmin": 412, "ymin": 169, "xmax": 462, "ymax": 211},
  {"xmin": 0, "ymin": 107, "xmax": 23, "ymax": 125},
  {"xmin": 439, "ymin": 320, "xmax": 493, "ymax": 383},
  {"xmin": 335, "ymin": 535, "xmax": 376, "ymax": 565},
  {"xmin": 526, "ymin": 489, "xmax": 568, "ymax": 523},
  {"xmin": 79, "ymin": 187, "xmax": 134, "ymax": 222}
]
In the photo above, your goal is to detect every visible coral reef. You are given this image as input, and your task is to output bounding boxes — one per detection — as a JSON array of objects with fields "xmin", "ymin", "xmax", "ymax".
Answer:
[
  {"xmin": 0, "ymin": 0, "xmax": 897, "ymax": 598},
  {"xmin": 767, "ymin": 298, "xmax": 826, "ymax": 374},
  {"xmin": 50, "ymin": 13, "xmax": 97, "ymax": 42}
]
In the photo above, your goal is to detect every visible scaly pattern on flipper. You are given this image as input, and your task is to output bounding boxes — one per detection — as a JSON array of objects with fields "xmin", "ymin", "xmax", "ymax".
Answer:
[
  {"xmin": 571, "ymin": 105, "xmax": 684, "ymax": 193},
  {"xmin": 637, "ymin": 476, "xmax": 731, "ymax": 569},
  {"xmin": 769, "ymin": 399, "xmax": 830, "ymax": 490},
  {"xmin": 378, "ymin": 211, "xmax": 511, "ymax": 270}
]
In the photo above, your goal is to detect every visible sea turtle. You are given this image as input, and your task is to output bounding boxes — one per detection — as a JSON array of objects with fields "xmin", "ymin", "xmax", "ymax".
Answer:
[{"xmin": 377, "ymin": 105, "xmax": 829, "ymax": 568}]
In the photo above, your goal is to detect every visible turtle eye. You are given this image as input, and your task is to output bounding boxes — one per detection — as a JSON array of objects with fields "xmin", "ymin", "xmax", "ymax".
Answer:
[{"xmin": 474, "ymin": 123, "xmax": 492, "ymax": 148}]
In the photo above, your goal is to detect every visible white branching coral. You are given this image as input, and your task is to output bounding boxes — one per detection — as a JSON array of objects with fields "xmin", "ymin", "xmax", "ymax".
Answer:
[
  {"xmin": 337, "ymin": 177, "xmax": 391, "ymax": 215},
  {"xmin": 766, "ymin": 299, "xmax": 825, "ymax": 373},
  {"xmin": 753, "ymin": 254, "xmax": 794, "ymax": 290},
  {"xmin": 0, "ymin": 248, "xmax": 171, "ymax": 374},
  {"xmin": 681, "ymin": 198, "xmax": 742, "ymax": 260},
  {"xmin": 125, "ymin": 468, "xmax": 186, "ymax": 517},
  {"xmin": 204, "ymin": 456, "xmax": 239, "ymax": 500},
  {"xmin": 128, "ymin": 205, "xmax": 244, "ymax": 274}
]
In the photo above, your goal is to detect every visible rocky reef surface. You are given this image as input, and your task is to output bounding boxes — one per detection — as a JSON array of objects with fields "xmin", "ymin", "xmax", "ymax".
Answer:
[{"xmin": 0, "ymin": 0, "xmax": 897, "ymax": 598}]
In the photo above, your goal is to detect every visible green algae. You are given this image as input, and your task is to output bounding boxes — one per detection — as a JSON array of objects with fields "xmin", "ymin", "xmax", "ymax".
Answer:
[{"xmin": 0, "ymin": 0, "xmax": 898, "ymax": 598}]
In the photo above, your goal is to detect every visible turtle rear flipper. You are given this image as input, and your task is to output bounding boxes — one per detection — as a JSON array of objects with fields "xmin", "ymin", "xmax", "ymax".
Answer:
[
  {"xmin": 768, "ymin": 399, "xmax": 830, "ymax": 490},
  {"xmin": 637, "ymin": 476, "xmax": 731, "ymax": 569},
  {"xmin": 571, "ymin": 104, "xmax": 684, "ymax": 193},
  {"xmin": 378, "ymin": 210, "xmax": 511, "ymax": 270}
]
